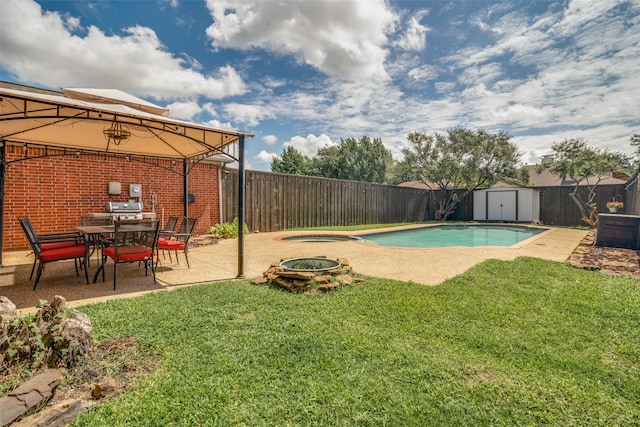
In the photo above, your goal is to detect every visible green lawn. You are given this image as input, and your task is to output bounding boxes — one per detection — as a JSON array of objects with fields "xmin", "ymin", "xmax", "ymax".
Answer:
[{"xmin": 73, "ymin": 257, "xmax": 639, "ymax": 426}]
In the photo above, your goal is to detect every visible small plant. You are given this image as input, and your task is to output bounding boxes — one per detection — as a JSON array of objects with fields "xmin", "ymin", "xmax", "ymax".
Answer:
[
  {"xmin": 292, "ymin": 260, "xmax": 322, "ymax": 270},
  {"xmin": 606, "ymin": 201, "xmax": 624, "ymax": 209},
  {"xmin": 206, "ymin": 217, "xmax": 249, "ymax": 239}
]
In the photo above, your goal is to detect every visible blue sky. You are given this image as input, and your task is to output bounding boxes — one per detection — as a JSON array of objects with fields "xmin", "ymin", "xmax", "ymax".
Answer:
[{"xmin": 1, "ymin": 0, "xmax": 638, "ymax": 171}]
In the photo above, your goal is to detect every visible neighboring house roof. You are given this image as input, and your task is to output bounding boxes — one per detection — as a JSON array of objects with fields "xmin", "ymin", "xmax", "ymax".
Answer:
[
  {"xmin": 526, "ymin": 165, "xmax": 628, "ymax": 186},
  {"xmin": 397, "ymin": 180, "xmax": 457, "ymax": 190},
  {"xmin": 397, "ymin": 181, "xmax": 430, "ymax": 190},
  {"xmin": 398, "ymin": 165, "xmax": 629, "ymax": 189}
]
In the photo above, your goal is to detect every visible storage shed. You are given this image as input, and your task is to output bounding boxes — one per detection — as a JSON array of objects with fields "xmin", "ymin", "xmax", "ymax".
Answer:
[{"xmin": 473, "ymin": 186, "xmax": 540, "ymax": 222}]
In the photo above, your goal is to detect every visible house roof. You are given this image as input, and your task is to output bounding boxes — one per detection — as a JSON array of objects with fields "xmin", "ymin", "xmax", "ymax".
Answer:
[
  {"xmin": 398, "ymin": 165, "xmax": 629, "ymax": 189},
  {"xmin": 526, "ymin": 165, "xmax": 627, "ymax": 186},
  {"xmin": 397, "ymin": 181, "xmax": 430, "ymax": 190}
]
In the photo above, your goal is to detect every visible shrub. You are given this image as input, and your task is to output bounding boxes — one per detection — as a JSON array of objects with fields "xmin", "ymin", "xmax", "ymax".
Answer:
[{"xmin": 206, "ymin": 218, "xmax": 248, "ymax": 239}]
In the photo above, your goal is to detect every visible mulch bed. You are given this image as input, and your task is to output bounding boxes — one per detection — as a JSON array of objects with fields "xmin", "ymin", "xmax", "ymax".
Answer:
[
  {"xmin": 568, "ymin": 231, "xmax": 640, "ymax": 279},
  {"xmin": 187, "ymin": 235, "xmax": 219, "ymax": 248}
]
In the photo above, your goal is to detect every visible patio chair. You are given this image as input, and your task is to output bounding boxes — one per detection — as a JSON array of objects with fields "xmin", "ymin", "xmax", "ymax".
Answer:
[
  {"xmin": 18, "ymin": 217, "xmax": 89, "ymax": 290},
  {"xmin": 157, "ymin": 217, "xmax": 197, "ymax": 268},
  {"xmin": 159, "ymin": 215, "xmax": 179, "ymax": 239},
  {"xmin": 96, "ymin": 220, "xmax": 160, "ymax": 290}
]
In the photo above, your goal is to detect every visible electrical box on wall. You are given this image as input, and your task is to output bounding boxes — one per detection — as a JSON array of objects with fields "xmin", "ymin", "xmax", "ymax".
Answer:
[
  {"xmin": 129, "ymin": 184, "xmax": 142, "ymax": 197},
  {"xmin": 187, "ymin": 193, "xmax": 195, "ymax": 204},
  {"xmin": 108, "ymin": 181, "xmax": 121, "ymax": 195}
]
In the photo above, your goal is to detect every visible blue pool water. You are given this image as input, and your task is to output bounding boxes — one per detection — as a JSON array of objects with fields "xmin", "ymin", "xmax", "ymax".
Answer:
[{"xmin": 360, "ymin": 225, "xmax": 547, "ymax": 248}]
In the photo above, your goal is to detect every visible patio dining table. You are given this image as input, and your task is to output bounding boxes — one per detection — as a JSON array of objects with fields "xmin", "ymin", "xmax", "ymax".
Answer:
[{"xmin": 75, "ymin": 224, "xmax": 114, "ymax": 281}]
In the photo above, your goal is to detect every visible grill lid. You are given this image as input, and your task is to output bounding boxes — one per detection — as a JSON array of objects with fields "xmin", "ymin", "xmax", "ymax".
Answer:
[{"xmin": 106, "ymin": 201, "xmax": 143, "ymax": 213}]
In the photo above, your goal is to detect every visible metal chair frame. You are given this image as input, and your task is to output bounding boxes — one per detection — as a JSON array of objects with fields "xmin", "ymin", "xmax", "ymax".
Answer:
[
  {"xmin": 18, "ymin": 217, "xmax": 89, "ymax": 290},
  {"xmin": 158, "ymin": 217, "xmax": 197, "ymax": 268},
  {"xmin": 95, "ymin": 220, "xmax": 160, "ymax": 290}
]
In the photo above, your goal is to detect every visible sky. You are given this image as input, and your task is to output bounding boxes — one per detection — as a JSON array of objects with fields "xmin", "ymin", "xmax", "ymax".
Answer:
[{"xmin": 1, "ymin": 0, "xmax": 638, "ymax": 172}]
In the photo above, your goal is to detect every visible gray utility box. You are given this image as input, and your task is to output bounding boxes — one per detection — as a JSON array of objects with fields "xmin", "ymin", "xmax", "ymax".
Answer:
[
  {"xmin": 596, "ymin": 214, "xmax": 640, "ymax": 250},
  {"xmin": 129, "ymin": 184, "xmax": 142, "ymax": 197}
]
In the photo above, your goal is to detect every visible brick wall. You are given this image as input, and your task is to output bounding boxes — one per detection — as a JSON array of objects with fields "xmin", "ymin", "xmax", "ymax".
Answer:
[{"xmin": 4, "ymin": 145, "xmax": 224, "ymax": 250}]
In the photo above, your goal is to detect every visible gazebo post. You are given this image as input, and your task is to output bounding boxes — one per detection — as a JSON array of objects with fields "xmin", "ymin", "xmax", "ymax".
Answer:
[
  {"xmin": 0, "ymin": 141, "xmax": 5, "ymax": 268},
  {"xmin": 183, "ymin": 160, "xmax": 189, "ymax": 219},
  {"xmin": 237, "ymin": 135, "xmax": 245, "ymax": 278}
]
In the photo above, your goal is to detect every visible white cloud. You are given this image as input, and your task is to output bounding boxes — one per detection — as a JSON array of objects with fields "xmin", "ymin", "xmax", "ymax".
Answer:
[
  {"xmin": 223, "ymin": 103, "xmax": 267, "ymax": 128},
  {"xmin": 407, "ymin": 65, "xmax": 439, "ymax": 81},
  {"xmin": 262, "ymin": 135, "xmax": 278, "ymax": 145},
  {"xmin": 284, "ymin": 134, "xmax": 335, "ymax": 157},
  {"xmin": 166, "ymin": 101, "xmax": 203, "ymax": 120},
  {"xmin": 255, "ymin": 150, "xmax": 278, "ymax": 163},
  {"xmin": 394, "ymin": 11, "xmax": 429, "ymax": 51},
  {"xmin": 205, "ymin": 119, "xmax": 235, "ymax": 131},
  {"xmin": 204, "ymin": 0, "xmax": 397, "ymax": 80},
  {"xmin": 0, "ymin": 0, "xmax": 247, "ymax": 100}
]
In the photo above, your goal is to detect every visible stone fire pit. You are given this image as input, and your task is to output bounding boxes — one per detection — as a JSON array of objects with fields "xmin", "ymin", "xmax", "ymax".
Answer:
[{"xmin": 251, "ymin": 257, "xmax": 363, "ymax": 293}]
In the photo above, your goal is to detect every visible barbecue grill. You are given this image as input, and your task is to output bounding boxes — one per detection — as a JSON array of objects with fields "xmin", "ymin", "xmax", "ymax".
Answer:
[
  {"xmin": 88, "ymin": 201, "xmax": 156, "ymax": 221},
  {"xmin": 106, "ymin": 201, "xmax": 144, "ymax": 220}
]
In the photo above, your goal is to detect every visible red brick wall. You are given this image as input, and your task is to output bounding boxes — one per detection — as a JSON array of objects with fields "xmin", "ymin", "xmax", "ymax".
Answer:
[{"xmin": 4, "ymin": 145, "xmax": 223, "ymax": 250}]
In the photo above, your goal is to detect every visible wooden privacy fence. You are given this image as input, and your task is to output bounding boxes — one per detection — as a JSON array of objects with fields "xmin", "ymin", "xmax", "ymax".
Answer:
[
  {"xmin": 222, "ymin": 171, "xmax": 429, "ymax": 232},
  {"xmin": 223, "ymin": 170, "xmax": 634, "ymax": 231},
  {"xmin": 538, "ymin": 184, "xmax": 629, "ymax": 226}
]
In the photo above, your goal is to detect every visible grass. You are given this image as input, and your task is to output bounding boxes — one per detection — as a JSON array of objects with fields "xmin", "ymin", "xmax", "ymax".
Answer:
[{"xmin": 68, "ymin": 256, "xmax": 639, "ymax": 426}]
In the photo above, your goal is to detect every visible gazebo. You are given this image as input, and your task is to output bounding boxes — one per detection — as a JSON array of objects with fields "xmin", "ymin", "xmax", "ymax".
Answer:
[{"xmin": 0, "ymin": 83, "xmax": 253, "ymax": 276}]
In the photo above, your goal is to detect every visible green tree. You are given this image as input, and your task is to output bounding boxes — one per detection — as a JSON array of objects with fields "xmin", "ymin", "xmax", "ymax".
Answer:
[
  {"xmin": 401, "ymin": 127, "xmax": 521, "ymax": 221},
  {"xmin": 539, "ymin": 138, "xmax": 624, "ymax": 227},
  {"xmin": 311, "ymin": 136, "xmax": 392, "ymax": 183},
  {"xmin": 385, "ymin": 158, "xmax": 421, "ymax": 186},
  {"xmin": 271, "ymin": 146, "xmax": 312, "ymax": 175}
]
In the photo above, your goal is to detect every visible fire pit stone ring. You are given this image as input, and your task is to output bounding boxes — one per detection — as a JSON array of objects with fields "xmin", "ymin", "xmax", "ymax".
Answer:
[{"xmin": 279, "ymin": 257, "xmax": 342, "ymax": 272}]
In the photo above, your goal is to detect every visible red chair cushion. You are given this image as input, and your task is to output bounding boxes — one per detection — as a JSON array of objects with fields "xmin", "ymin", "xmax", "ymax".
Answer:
[
  {"xmin": 103, "ymin": 246, "xmax": 152, "ymax": 262},
  {"xmin": 158, "ymin": 240, "xmax": 186, "ymax": 250},
  {"xmin": 41, "ymin": 241, "xmax": 80, "ymax": 251},
  {"xmin": 39, "ymin": 245, "xmax": 86, "ymax": 262}
]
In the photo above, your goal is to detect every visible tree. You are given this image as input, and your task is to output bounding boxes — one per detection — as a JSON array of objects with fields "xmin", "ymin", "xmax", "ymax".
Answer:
[
  {"xmin": 271, "ymin": 136, "xmax": 393, "ymax": 183},
  {"xmin": 539, "ymin": 138, "xmax": 623, "ymax": 227},
  {"xmin": 385, "ymin": 159, "xmax": 421, "ymax": 186},
  {"xmin": 271, "ymin": 146, "xmax": 312, "ymax": 175},
  {"xmin": 311, "ymin": 136, "xmax": 392, "ymax": 183},
  {"xmin": 401, "ymin": 127, "xmax": 521, "ymax": 221},
  {"xmin": 630, "ymin": 133, "xmax": 640, "ymax": 170}
]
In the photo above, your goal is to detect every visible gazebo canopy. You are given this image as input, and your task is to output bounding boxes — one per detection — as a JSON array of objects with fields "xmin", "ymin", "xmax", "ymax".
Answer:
[
  {"xmin": 0, "ymin": 83, "xmax": 251, "ymax": 276},
  {"xmin": 0, "ymin": 86, "xmax": 252, "ymax": 160}
]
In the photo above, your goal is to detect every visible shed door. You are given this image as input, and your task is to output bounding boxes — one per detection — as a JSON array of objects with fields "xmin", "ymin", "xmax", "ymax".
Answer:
[{"xmin": 487, "ymin": 191, "xmax": 517, "ymax": 221}]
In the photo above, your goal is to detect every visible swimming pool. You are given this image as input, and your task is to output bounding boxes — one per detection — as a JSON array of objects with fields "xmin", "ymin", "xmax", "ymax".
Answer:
[{"xmin": 359, "ymin": 225, "xmax": 548, "ymax": 248}]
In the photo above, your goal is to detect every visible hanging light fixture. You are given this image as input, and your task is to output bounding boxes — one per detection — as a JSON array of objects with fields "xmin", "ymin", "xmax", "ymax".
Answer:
[{"xmin": 103, "ymin": 121, "xmax": 131, "ymax": 145}]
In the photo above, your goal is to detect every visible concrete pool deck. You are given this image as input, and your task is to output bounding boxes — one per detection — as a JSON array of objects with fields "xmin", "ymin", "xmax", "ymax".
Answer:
[{"xmin": 1, "ymin": 225, "xmax": 589, "ymax": 311}]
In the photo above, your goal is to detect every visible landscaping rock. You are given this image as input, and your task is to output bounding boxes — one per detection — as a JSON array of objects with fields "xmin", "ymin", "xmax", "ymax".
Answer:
[
  {"xmin": 55, "ymin": 310, "xmax": 93, "ymax": 367},
  {"xmin": 0, "ymin": 297, "xmax": 17, "ymax": 368},
  {"xmin": 0, "ymin": 296, "xmax": 17, "ymax": 325},
  {"xmin": 92, "ymin": 377, "xmax": 118, "ymax": 400},
  {"xmin": 254, "ymin": 257, "xmax": 362, "ymax": 294},
  {"xmin": 0, "ymin": 369, "xmax": 64, "ymax": 426},
  {"xmin": 12, "ymin": 398, "xmax": 94, "ymax": 427},
  {"xmin": 569, "ymin": 231, "xmax": 640, "ymax": 279},
  {"xmin": 251, "ymin": 277, "xmax": 270, "ymax": 285},
  {"xmin": 335, "ymin": 275, "xmax": 353, "ymax": 285}
]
